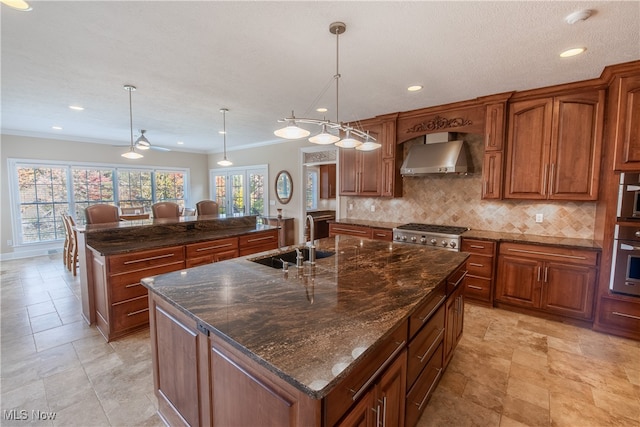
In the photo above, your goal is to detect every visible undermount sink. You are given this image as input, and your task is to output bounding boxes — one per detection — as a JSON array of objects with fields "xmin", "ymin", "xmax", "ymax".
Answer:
[{"xmin": 251, "ymin": 247, "xmax": 335, "ymax": 269}]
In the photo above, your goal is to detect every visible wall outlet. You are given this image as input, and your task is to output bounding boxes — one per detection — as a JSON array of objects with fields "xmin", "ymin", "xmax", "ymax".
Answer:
[
  {"xmin": 269, "ymin": 200, "xmax": 276, "ymax": 206},
  {"xmin": 370, "ymin": 205, "xmax": 376, "ymax": 212},
  {"xmin": 535, "ymin": 213, "xmax": 543, "ymax": 223},
  {"xmin": 349, "ymin": 203, "xmax": 353, "ymax": 210}
]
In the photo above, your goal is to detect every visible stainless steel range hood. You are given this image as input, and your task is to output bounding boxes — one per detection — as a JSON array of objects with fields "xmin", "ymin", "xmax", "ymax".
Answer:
[{"xmin": 400, "ymin": 133, "xmax": 468, "ymax": 175}]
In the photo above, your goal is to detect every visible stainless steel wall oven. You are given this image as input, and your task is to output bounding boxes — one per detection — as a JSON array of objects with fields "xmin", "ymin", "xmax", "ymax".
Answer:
[{"xmin": 612, "ymin": 173, "xmax": 640, "ymax": 298}]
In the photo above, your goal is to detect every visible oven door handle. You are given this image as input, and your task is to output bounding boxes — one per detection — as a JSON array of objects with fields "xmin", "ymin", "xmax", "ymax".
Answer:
[
  {"xmin": 620, "ymin": 243, "xmax": 640, "ymax": 251},
  {"xmin": 625, "ymin": 185, "xmax": 640, "ymax": 192}
]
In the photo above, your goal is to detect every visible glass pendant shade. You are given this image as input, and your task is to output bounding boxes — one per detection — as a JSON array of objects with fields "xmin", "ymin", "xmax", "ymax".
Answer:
[
  {"xmin": 135, "ymin": 131, "xmax": 151, "ymax": 149},
  {"xmin": 356, "ymin": 141, "xmax": 382, "ymax": 151},
  {"xmin": 217, "ymin": 158, "xmax": 233, "ymax": 167},
  {"xmin": 309, "ymin": 124, "xmax": 340, "ymax": 145},
  {"xmin": 334, "ymin": 130, "xmax": 362, "ymax": 148},
  {"xmin": 122, "ymin": 147, "xmax": 143, "ymax": 159},
  {"xmin": 274, "ymin": 121, "xmax": 311, "ymax": 139}
]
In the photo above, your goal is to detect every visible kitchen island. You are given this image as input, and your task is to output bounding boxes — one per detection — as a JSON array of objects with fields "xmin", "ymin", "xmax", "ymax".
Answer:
[{"xmin": 142, "ymin": 235, "xmax": 468, "ymax": 426}]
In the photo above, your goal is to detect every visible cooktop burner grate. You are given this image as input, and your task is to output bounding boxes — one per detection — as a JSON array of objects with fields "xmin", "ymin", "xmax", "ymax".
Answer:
[{"xmin": 396, "ymin": 223, "xmax": 469, "ymax": 235}]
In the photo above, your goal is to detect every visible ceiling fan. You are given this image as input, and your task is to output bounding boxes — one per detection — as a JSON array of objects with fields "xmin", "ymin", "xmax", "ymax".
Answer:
[{"xmin": 134, "ymin": 130, "xmax": 170, "ymax": 152}]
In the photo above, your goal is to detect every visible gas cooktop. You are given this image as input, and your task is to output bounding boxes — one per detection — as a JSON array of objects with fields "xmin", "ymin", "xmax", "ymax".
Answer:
[{"xmin": 392, "ymin": 223, "xmax": 469, "ymax": 251}]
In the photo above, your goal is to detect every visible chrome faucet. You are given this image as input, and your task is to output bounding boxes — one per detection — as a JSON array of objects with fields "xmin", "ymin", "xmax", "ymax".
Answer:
[
  {"xmin": 306, "ymin": 214, "xmax": 316, "ymax": 265},
  {"xmin": 295, "ymin": 248, "xmax": 304, "ymax": 268}
]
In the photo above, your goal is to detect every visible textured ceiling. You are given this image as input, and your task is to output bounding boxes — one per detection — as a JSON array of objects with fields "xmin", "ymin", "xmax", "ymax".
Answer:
[{"xmin": 1, "ymin": 1, "xmax": 639, "ymax": 154}]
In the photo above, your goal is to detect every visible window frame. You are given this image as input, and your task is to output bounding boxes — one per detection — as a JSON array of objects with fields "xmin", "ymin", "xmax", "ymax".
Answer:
[
  {"xmin": 7, "ymin": 158, "xmax": 190, "ymax": 247},
  {"xmin": 209, "ymin": 164, "xmax": 269, "ymax": 217}
]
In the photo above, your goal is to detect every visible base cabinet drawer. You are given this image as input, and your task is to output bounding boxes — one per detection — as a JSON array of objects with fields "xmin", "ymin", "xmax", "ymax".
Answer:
[
  {"xmin": 371, "ymin": 228, "xmax": 393, "ymax": 241},
  {"xmin": 596, "ymin": 296, "xmax": 640, "ymax": 339},
  {"xmin": 111, "ymin": 295, "xmax": 150, "ymax": 333},
  {"xmin": 464, "ymin": 276, "xmax": 492, "ymax": 302},
  {"xmin": 407, "ymin": 304, "xmax": 445, "ymax": 389},
  {"xmin": 405, "ymin": 343, "xmax": 444, "ymax": 427},
  {"xmin": 109, "ymin": 246, "xmax": 185, "ymax": 272},
  {"xmin": 466, "ymin": 254, "xmax": 493, "ymax": 277},
  {"xmin": 329, "ymin": 224, "xmax": 374, "ymax": 239}
]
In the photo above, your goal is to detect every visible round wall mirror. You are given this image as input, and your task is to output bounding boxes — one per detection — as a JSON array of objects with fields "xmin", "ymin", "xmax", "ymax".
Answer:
[{"xmin": 275, "ymin": 170, "xmax": 293, "ymax": 204}]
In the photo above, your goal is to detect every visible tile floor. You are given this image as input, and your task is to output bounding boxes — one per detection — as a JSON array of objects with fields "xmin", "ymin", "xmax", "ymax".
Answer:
[{"xmin": 1, "ymin": 254, "xmax": 639, "ymax": 426}]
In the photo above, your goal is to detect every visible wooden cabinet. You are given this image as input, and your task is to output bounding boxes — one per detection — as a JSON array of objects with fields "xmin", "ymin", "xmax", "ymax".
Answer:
[
  {"xmin": 92, "ymin": 245, "xmax": 185, "ymax": 341},
  {"xmin": 595, "ymin": 295, "xmax": 640, "ymax": 340},
  {"xmin": 612, "ymin": 75, "xmax": 640, "ymax": 170},
  {"xmin": 496, "ymin": 242, "xmax": 598, "ymax": 320},
  {"xmin": 461, "ymin": 238, "xmax": 496, "ymax": 305},
  {"xmin": 329, "ymin": 223, "xmax": 394, "ymax": 242},
  {"xmin": 338, "ymin": 351, "xmax": 407, "ymax": 427},
  {"xmin": 185, "ymin": 237, "xmax": 239, "ymax": 268},
  {"xmin": 320, "ymin": 164, "xmax": 336, "ymax": 199},
  {"xmin": 482, "ymin": 102, "xmax": 506, "ymax": 200},
  {"xmin": 238, "ymin": 229, "xmax": 279, "ymax": 256},
  {"xmin": 504, "ymin": 89, "xmax": 604, "ymax": 200},
  {"xmin": 444, "ymin": 277, "xmax": 464, "ymax": 367},
  {"xmin": 339, "ymin": 147, "xmax": 381, "ymax": 196},
  {"xmin": 264, "ymin": 217, "xmax": 295, "ymax": 247}
]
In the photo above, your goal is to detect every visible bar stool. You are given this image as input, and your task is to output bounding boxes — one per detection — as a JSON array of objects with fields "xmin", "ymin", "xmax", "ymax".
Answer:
[
  {"xmin": 196, "ymin": 200, "xmax": 219, "ymax": 216},
  {"xmin": 63, "ymin": 215, "xmax": 79, "ymax": 276},
  {"xmin": 85, "ymin": 204, "xmax": 120, "ymax": 224},
  {"xmin": 151, "ymin": 202, "xmax": 180, "ymax": 218}
]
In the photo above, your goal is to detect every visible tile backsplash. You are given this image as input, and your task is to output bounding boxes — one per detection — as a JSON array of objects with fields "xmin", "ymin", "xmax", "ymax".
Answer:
[{"xmin": 345, "ymin": 134, "xmax": 596, "ymax": 239}]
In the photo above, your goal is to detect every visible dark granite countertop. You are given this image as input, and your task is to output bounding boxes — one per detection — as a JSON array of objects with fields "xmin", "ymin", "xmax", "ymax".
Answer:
[
  {"xmin": 329, "ymin": 218, "xmax": 403, "ymax": 230},
  {"xmin": 141, "ymin": 235, "xmax": 469, "ymax": 399},
  {"xmin": 462, "ymin": 229, "xmax": 602, "ymax": 251},
  {"xmin": 79, "ymin": 215, "xmax": 277, "ymax": 256}
]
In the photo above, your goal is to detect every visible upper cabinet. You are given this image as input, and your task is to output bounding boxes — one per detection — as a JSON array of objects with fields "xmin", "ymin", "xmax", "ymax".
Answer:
[
  {"xmin": 339, "ymin": 114, "xmax": 401, "ymax": 197},
  {"xmin": 612, "ymin": 75, "xmax": 640, "ymax": 171},
  {"xmin": 319, "ymin": 164, "xmax": 336, "ymax": 199},
  {"xmin": 482, "ymin": 102, "xmax": 507, "ymax": 200},
  {"xmin": 504, "ymin": 89, "xmax": 604, "ymax": 201}
]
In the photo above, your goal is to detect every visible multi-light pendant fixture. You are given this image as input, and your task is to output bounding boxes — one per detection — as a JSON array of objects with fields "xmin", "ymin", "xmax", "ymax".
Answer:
[{"xmin": 274, "ymin": 22, "xmax": 380, "ymax": 151}]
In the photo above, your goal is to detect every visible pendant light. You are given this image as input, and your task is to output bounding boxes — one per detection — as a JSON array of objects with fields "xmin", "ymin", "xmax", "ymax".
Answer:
[
  {"xmin": 121, "ymin": 85, "xmax": 143, "ymax": 160},
  {"xmin": 217, "ymin": 108, "xmax": 233, "ymax": 167},
  {"xmin": 274, "ymin": 21, "xmax": 377, "ymax": 149}
]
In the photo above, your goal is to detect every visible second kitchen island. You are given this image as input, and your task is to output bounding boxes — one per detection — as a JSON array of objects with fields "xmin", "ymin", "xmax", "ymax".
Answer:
[{"xmin": 142, "ymin": 235, "xmax": 468, "ymax": 427}]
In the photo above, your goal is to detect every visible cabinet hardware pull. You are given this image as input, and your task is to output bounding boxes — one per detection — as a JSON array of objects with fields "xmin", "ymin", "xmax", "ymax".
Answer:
[
  {"xmin": 124, "ymin": 253, "xmax": 175, "ymax": 264},
  {"xmin": 542, "ymin": 164, "xmax": 548, "ymax": 196},
  {"xmin": 247, "ymin": 235, "xmax": 274, "ymax": 243},
  {"xmin": 196, "ymin": 243, "xmax": 233, "ymax": 252},
  {"xmin": 127, "ymin": 307, "xmax": 149, "ymax": 317},
  {"xmin": 333, "ymin": 227, "xmax": 367, "ymax": 234},
  {"xmin": 537, "ymin": 266, "xmax": 541, "ymax": 282},
  {"xmin": 350, "ymin": 340, "xmax": 406, "ymax": 401},
  {"xmin": 544, "ymin": 266, "xmax": 548, "ymax": 283},
  {"xmin": 450, "ymin": 271, "xmax": 467, "ymax": 290},
  {"xmin": 415, "ymin": 367, "xmax": 443, "ymax": 410},
  {"xmin": 612, "ymin": 311, "xmax": 640, "ymax": 321},
  {"xmin": 469, "ymin": 245, "xmax": 485, "ymax": 249},
  {"xmin": 483, "ymin": 181, "xmax": 487, "ymax": 196},
  {"xmin": 125, "ymin": 282, "xmax": 142, "ymax": 288},
  {"xmin": 468, "ymin": 285, "xmax": 483, "ymax": 290},
  {"xmin": 419, "ymin": 295, "xmax": 446, "ymax": 324},
  {"xmin": 381, "ymin": 396, "xmax": 387, "ymax": 427},
  {"xmin": 469, "ymin": 263, "xmax": 484, "ymax": 267},
  {"xmin": 373, "ymin": 405, "xmax": 380, "ymax": 427},
  {"xmin": 549, "ymin": 163, "xmax": 555, "ymax": 195},
  {"xmin": 417, "ymin": 328, "xmax": 445, "ymax": 362},
  {"xmin": 506, "ymin": 248, "xmax": 587, "ymax": 260}
]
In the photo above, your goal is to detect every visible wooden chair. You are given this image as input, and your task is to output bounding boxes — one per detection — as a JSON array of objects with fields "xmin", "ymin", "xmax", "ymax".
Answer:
[
  {"xmin": 152, "ymin": 202, "xmax": 180, "ymax": 219},
  {"xmin": 196, "ymin": 200, "xmax": 219, "ymax": 216},
  {"xmin": 63, "ymin": 215, "xmax": 79, "ymax": 276},
  {"xmin": 85, "ymin": 204, "xmax": 120, "ymax": 224},
  {"xmin": 62, "ymin": 214, "xmax": 70, "ymax": 269}
]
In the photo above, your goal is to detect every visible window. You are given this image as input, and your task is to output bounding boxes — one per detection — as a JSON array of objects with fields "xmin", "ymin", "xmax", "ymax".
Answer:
[
  {"xmin": 211, "ymin": 165, "xmax": 267, "ymax": 217},
  {"xmin": 306, "ymin": 168, "xmax": 318, "ymax": 210},
  {"xmin": 8, "ymin": 159, "xmax": 189, "ymax": 246},
  {"xmin": 16, "ymin": 165, "xmax": 69, "ymax": 244}
]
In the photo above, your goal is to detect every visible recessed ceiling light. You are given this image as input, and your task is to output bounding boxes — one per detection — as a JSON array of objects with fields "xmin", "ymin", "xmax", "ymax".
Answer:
[
  {"xmin": 316, "ymin": 107, "xmax": 328, "ymax": 113},
  {"xmin": 69, "ymin": 105, "xmax": 84, "ymax": 111},
  {"xmin": 565, "ymin": 9, "xmax": 592, "ymax": 25},
  {"xmin": 177, "ymin": 141, "xmax": 184, "ymax": 145},
  {"xmin": 407, "ymin": 85, "xmax": 423, "ymax": 92},
  {"xmin": 52, "ymin": 126, "xmax": 62, "ymax": 130},
  {"xmin": 218, "ymin": 131, "xmax": 226, "ymax": 135},
  {"xmin": 560, "ymin": 47, "xmax": 586, "ymax": 58},
  {"xmin": 1, "ymin": 0, "xmax": 32, "ymax": 11}
]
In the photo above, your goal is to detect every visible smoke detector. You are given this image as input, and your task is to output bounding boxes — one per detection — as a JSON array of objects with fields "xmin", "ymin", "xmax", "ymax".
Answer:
[{"xmin": 565, "ymin": 9, "xmax": 592, "ymax": 24}]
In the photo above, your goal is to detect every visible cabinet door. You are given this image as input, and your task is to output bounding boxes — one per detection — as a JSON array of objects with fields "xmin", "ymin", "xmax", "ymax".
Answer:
[
  {"xmin": 336, "ymin": 391, "xmax": 374, "ymax": 427},
  {"xmin": 359, "ymin": 150, "xmax": 382, "ymax": 196},
  {"xmin": 381, "ymin": 157, "xmax": 396, "ymax": 197},
  {"xmin": 549, "ymin": 91, "xmax": 604, "ymax": 200},
  {"xmin": 542, "ymin": 262, "xmax": 596, "ymax": 320},
  {"xmin": 376, "ymin": 351, "xmax": 406, "ymax": 427},
  {"xmin": 320, "ymin": 164, "xmax": 336, "ymax": 199},
  {"xmin": 482, "ymin": 151, "xmax": 503, "ymax": 200},
  {"xmin": 504, "ymin": 98, "xmax": 553, "ymax": 199},
  {"xmin": 340, "ymin": 148, "xmax": 359, "ymax": 195},
  {"xmin": 613, "ymin": 75, "xmax": 640, "ymax": 170},
  {"xmin": 485, "ymin": 102, "xmax": 506, "ymax": 151},
  {"xmin": 444, "ymin": 286, "xmax": 464, "ymax": 367},
  {"xmin": 496, "ymin": 255, "xmax": 541, "ymax": 308}
]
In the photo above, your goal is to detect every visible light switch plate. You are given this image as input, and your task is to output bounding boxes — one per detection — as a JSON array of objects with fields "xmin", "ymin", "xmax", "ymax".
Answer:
[{"xmin": 535, "ymin": 213, "xmax": 543, "ymax": 223}]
